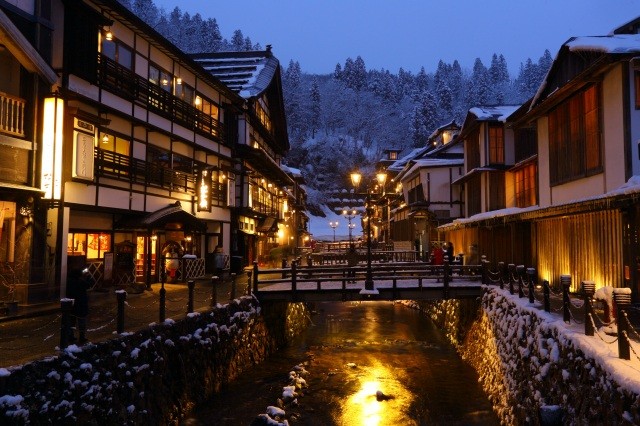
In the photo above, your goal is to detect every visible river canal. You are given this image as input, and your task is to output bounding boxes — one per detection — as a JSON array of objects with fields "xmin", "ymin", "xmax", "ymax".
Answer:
[{"xmin": 183, "ymin": 301, "xmax": 499, "ymax": 425}]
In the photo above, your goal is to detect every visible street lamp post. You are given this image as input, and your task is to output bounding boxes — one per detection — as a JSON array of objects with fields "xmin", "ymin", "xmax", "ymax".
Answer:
[
  {"xmin": 350, "ymin": 172, "xmax": 375, "ymax": 292},
  {"xmin": 329, "ymin": 221, "xmax": 339, "ymax": 243},
  {"xmin": 342, "ymin": 209, "xmax": 357, "ymax": 243}
]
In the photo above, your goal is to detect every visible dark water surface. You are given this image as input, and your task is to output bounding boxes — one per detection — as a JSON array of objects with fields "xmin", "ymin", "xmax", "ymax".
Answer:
[{"xmin": 184, "ymin": 301, "xmax": 499, "ymax": 425}]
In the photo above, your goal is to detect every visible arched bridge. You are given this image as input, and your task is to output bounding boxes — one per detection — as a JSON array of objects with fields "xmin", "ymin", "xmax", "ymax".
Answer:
[{"xmin": 250, "ymin": 261, "xmax": 485, "ymax": 303}]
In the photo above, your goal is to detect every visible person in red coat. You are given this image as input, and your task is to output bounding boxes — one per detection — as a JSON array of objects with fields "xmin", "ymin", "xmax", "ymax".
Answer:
[{"xmin": 432, "ymin": 245, "xmax": 445, "ymax": 266}]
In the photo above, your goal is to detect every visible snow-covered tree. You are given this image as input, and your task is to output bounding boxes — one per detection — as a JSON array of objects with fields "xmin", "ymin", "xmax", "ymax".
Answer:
[{"xmin": 310, "ymin": 79, "xmax": 321, "ymax": 138}]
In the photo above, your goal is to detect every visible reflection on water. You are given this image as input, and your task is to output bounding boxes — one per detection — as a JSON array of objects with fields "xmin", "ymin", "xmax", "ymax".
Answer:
[
  {"xmin": 343, "ymin": 361, "xmax": 412, "ymax": 425},
  {"xmin": 185, "ymin": 301, "xmax": 499, "ymax": 425}
]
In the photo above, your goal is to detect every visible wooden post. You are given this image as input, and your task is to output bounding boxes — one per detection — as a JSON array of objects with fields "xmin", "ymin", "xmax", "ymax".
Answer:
[
  {"xmin": 527, "ymin": 268, "xmax": 536, "ymax": 304},
  {"xmin": 561, "ymin": 275, "xmax": 571, "ymax": 323},
  {"xmin": 210, "ymin": 275, "xmax": 218, "ymax": 307},
  {"xmin": 508, "ymin": 264, "xmax": 515, "ymax": 295},
  {"xmin": 480, "ymin": 259, "xmax": 488, "ymax": 284},
  {"xmin": 247, "ymin": 271, "xmax": 252, "ymax": 295},
  {"xmin": 187, "ymin": 280, "xmax": 195, "ymax": 314},
  {"xmin": 582, "ymin": 281, "xmax": 595, "ymax": 336},
  {"xmin": 253, "ymin": 261, "xmax": 259, "ymax": 294},
  {"xmin": 60, "ymin": 299, "xmax": 74, "ymax": 349},
  {"xmin": 498, "ymin": 262, "xmax": 505, "ymax": 289},
  {"xmin": 291, "ymin": 260, "xmax": 297, "ymax": 302},
  {"xmin": 443, "ymin": 259, "xmax": 450, "ymax": 299},
  {"xmin": 230, "ymin": 273, "xmax": 237, "ymax": 301},
  {"xmin": 116, "ymin": 290, "xmax": 126, "ymax": 334},
  {"xmin": 613, "ymin": 289, "xmax": 631, "ymax": 360},
  {"xmin": 281, "ymin": 258, "xmax": 287, "ymax": 279},
  {"xmin": 543, "ymin": 280, "xmax": 550, "ymax": 312},
  {"xmin": 517, "ymin": 265, "xmax": 525, "ymax": 298},
  {"xmin": 159, "ymin": 255, "xmax": 166, "ymax": 323}
]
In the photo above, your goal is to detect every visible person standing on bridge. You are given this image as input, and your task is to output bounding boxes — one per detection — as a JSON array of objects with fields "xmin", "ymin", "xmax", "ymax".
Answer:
[{"xmin": 346, "ymin": 243, "xmax": 358, "ymax": 283}]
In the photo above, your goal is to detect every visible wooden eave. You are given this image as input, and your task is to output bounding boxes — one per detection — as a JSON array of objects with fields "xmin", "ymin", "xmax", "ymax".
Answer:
[
  {"xmin": 0, "ymin": 8, "xmax": 57, "ymax": 84},
  {"xmin": 523, "ymin": 53, "xmax": 621, "ymax": 124}
]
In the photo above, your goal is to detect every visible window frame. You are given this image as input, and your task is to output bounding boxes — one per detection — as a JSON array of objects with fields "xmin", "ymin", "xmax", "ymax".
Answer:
[{"xmin": 548, "ymin": 83, "xmax": 602, "ymax": 186}]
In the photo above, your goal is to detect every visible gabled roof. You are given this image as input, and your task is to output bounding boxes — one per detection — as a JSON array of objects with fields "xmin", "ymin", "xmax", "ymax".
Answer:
[
  {"xmin": 387, "ymin": 147, "xmax": 425, "ymax": 173},
  {"xmin": 459, "ymin": 105, "xmax": 521, "ymax": 140},
  {"xmin": 427, "ymin": 119, "xmax": 460, "ymax": 141},
  {"xmin": 530, "ymin": 34, "xmax": 640, "ymax": 112},
  {"xmin": 191, "ymin": 49, "xmax": 279, "ymax": 99}
]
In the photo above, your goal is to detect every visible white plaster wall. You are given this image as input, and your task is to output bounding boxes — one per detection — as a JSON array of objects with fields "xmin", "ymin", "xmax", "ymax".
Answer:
[
  {"xmin": 602, "ymin": 64, "xmax": 627, "ymax": 191},
  {"xmin": 628, "ymin": 63, "xmax": 640, "ymax": 177},
  {"xmin": 65, "ymin": 181, "xmax": 97, "ymax": 205}
]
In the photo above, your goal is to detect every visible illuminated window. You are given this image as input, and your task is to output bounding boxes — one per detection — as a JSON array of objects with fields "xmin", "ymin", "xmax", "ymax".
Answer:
[
  {"xmin": 488, "ymin": 125, "xmax": 504, "ymax": 165},
  {"xmin": 68, "ymin": 232, "xmax": 111, "ymax": 260},
  {"xmin": 101, "ymin": 38, "xmax": 132, "ymax": 70},
  {"xmin": 548, "ymin": 83, "xmax": 601, "ymax": 185},
  {"xmin": 149, "ymin": 64, "xmax": 172, "ymax": 93},
  {"xmin": 515, "ymin": 164, "xmax": 537, "ymax": 208}
]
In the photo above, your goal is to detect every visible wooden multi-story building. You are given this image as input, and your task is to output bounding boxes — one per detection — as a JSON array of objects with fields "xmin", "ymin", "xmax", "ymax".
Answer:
[
  {"xmin": 442, "ymin": 19, "xmax": 640, "ymax": 297},
  {"xmin": 0, "ymin": 4, "xmax": 58, "ymax": 304},
  {"xmin": 192, "ymin": 47, "xmax": 299, "ymax": 265}
]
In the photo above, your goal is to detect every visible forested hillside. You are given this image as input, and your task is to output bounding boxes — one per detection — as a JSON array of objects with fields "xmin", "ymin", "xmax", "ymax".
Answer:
[{"xmin": 121, "ymin": 0, "xmax": 553, "ymax": 214}]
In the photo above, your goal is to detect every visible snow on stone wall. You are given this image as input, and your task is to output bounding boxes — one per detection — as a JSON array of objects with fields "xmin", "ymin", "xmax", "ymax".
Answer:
[
  {"xmin": 409, "ymin": 289, "xmax": 640, "ymax": 424},
  {"xmin": 0, "ymin": 297, "xmax": 311, "ymax": 425}
]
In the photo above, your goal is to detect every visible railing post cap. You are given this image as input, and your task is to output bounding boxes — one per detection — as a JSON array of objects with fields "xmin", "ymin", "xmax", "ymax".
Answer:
[
  {"xmin": 526, "ymin": 267, "xmax": 536, "ymax": 274},
  {"xmin": 581, "ymin": 280, "xmax": 596, "ymax": 293}
]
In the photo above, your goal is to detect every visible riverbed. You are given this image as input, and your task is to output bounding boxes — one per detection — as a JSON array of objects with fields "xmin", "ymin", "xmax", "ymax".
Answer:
[{"xmin": 183, "ymin": 301, "xmax": 499, "ymax": 425}]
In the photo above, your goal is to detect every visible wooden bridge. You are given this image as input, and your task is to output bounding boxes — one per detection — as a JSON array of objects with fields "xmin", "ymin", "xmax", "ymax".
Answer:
[{"xmin": 250, "ymin": 261, "xmax": 486, "ymax": 303}]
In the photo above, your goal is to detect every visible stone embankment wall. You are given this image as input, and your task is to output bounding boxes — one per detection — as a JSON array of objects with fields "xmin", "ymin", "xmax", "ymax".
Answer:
[
  {"xmin": 0, "ymin": 296, "xmax": 310, "ymax": 425},
  {"xmin": 412, "ymin": 288, "xmax": 640, "ymax": 425}
]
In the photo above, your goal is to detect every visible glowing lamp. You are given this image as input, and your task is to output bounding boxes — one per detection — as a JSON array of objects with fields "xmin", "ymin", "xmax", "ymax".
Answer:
[
  {"xmin": 41, "ymin": 93, "xmax": 64, "ymax": 201},
  {"xmin": 350, "ymin": 172, "xmax": 362, "ymax": 189}
]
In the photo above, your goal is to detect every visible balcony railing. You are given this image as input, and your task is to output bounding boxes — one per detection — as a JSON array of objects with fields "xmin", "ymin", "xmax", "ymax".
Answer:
[
  {"xmin": 96, "ymin": 54, "xmax": 224, "ymax": 142},
  {"xmin": 95, "ymin": 149, "xmax": 196, "ymax": 194},
  {"xmin": 0, "ymin": 92, "xmax": 25, "ymax": 137}
]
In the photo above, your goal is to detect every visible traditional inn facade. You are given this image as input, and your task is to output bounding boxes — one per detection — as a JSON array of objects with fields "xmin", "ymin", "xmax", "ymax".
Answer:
[
  {"xmin": 442, "ymin": 19, "xmax": 640, "ymax": 298},
  {"xmin": 0, "ymin": 0, "xmax": 302, "ymax": 304},
  {"xmin": 192, "ymin": 48, "xmax": 297, "ymax": 266},
  {"xmin": 391, "ymin": 124, "xmax": 464, "ymax": 256},
  {"xmin": 0, "ymin": 3, "xmax": 58, "ymax": 304}
]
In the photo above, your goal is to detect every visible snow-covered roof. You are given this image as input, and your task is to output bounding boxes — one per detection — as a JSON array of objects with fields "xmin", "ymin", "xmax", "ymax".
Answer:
[
  {"xmin": 565, "ymin": 34, "xmax": 640, "ymax": 54},
  {"xmin": 191, "ymin": 49, "xmax": 279, "ymax": 99},
  {"xmin": 441, "ymin": 175, "xmax": 640, "ymax": 230},
  {"xmin": 282, "ymin": 164, "xmax": 302, "ymax": 178},
  {"xmin": 468, "ymin": 105, "xmax": 520, "ymax": 123},
  {"xmin": 387, "ymin": 148, "xmax": 425, "ymax": 172},
  {"xmin": 531, "ymin": 34, "xmax": 640, "ymax": 110}
]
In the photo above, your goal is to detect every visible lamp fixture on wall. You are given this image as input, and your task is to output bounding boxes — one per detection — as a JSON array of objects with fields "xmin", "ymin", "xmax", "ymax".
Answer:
[
  {"xmin": 104, "ymin": 27, "xmax": 113, "ymax": 41},
  {"xmin": 102, "ymin": 134, "xmax": 109, "ymax": 144},
  {"xmin": 41, "ymin": 92, "xmax": 64, "ymax": 203}
]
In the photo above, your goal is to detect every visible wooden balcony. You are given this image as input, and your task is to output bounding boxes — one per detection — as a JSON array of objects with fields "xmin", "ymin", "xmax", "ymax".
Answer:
[
  {"xmin": 95, "ymin": 148, "xmax": 196, "ymax": 193},
  {"xmin": 96, "ymin": 54, "xmax": 224, "ymax": 142},
  {"xmin": 0, "ymin": 92, "xmax": 25, "ymax": 137}
]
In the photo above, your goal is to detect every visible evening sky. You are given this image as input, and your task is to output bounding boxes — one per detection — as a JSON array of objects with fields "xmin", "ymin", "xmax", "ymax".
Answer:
[{"xmin": 152, "ymin": 0, "xmax": 638, "ymax": 75}]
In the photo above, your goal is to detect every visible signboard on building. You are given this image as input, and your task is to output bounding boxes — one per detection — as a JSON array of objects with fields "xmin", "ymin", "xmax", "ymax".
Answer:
[{"xmin": 73, "ymin": 118, "xmax": 95, "ymax": 181}]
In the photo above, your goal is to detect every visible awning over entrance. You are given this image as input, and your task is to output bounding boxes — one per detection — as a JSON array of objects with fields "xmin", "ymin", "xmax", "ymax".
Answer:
[
  {"xmin": 115, "ymin": 201, "xmax": 206, "ymax": 232},
  {"xmin": 257, "ymin": 216, "xmax": 278, "ymax": 233}
]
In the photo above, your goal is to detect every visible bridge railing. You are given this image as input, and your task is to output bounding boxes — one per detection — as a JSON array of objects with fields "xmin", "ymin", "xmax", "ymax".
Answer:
[
  {"xmin": 308, "ymin": 250, "xmax": 422, "ymax": 265},
  {"xmin": 251, "ymin": 259, "xmax": 483, "ymax": 296}
]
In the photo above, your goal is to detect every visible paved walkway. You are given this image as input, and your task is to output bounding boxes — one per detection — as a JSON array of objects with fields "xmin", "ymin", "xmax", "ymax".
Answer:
[
  {"xmin": 0, "ymin": 274, "xmax": 250, "ymax": 368},
  {"xmin": 2, "ymin": 271, "xmax": 639, "ymax": 369}
]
